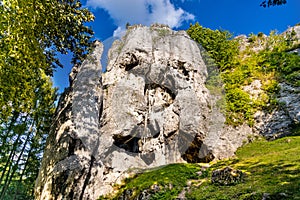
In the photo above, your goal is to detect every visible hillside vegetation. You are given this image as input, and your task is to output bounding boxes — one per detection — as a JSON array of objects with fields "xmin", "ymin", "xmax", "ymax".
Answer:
[
  {"xmin": 101, "ymin": 132, "xmax": 300, "ymax": 199},
  {"xmin": 188, "ymin": 23, "xmax": 300, "ymax": 126}
]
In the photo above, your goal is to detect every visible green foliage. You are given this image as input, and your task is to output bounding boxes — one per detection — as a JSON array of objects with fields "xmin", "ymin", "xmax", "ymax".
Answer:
[
  {"xmin": 187, "ymin": 23, "xmax": 239, "ymax": 71},
  {"xmin": 225, "ymin": 88, "xmax": 254, "ymax": 126},
  {"xmin": 0, "ymin": 0, "xmax": 94, "ymax": 198},
  {"xmin": 187, "ymin": 23, "xmax": 300, "ymax": 126},
  {"xmin": 261, "ymin": 51, "xmax": 300, "ymax": 86},
  {"xmin": 0, "ymin": 0, "xmax": 94, "ymax": 121},
  {"xmin": 0, "ymin": 71, "xmax": 56, "ymax": 199},
  {"xmin": 260, "ymin": 0, "xmax": 287, "ymax": 7}
]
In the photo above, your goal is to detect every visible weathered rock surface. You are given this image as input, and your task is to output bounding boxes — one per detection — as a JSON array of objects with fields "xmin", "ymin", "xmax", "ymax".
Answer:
[
  {"xmin": 35, "ymin": 25, "xmax": 218, "ymax": 199},
  {"xmin": 98, "ymin": 25, "xmax": 212, "ymax": 194},
  {"xmin": 35, "ymin": 41, "xmax": 104, "ymax": 200},
  {"xmin": 35, "ymin": 25, "xmax": 299, "ymax": 200},
  {"xmin": 255, "ymin": 83, "xmax": 300, "ymax": 139},
  {"xmin": 211, "ymin": 166, "xmax": 245, "ymax": 186}
]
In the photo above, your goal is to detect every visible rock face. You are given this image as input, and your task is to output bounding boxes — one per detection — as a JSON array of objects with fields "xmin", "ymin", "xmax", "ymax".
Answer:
[
  {"xmin": 34, "ymin": 25, "xmax": 299, "ymax": 200},
  {"xmin": 35, "ymin": 25, "xmax": 219, "ymax": 199},
  {"xmin": 100, "ymin": 25, "xmax": 211, "ymax": 176},
  {"xmin": 235, "ymin": 24, "xmax": 300, "ymax": 139},
  {"xmin": 35, "ymin": 41, "xmax": 104, "ymax": 200},
  {"xmin": 255, "ymin": 83, "xmax": 300, "ymax": 139}
]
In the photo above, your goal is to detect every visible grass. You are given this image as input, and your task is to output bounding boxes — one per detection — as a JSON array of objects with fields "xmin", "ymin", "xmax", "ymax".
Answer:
[
  {"xmin": 99, "ymin": 164, "xmax": 203, "ymax": 199},
  {"xmin": 188, "ymin": 135, "xmax": 300, "ymax": 199},
  {"xmin": 100, "ymin": 133, "xmax": 300, "ymax": 199}
]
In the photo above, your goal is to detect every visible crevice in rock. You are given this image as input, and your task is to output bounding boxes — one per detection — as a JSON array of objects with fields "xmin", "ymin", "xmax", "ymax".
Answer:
[
  {"xmin": 182, "ymin": 133, "xmax": 214, "ymax": 163},
  {"xmin": 113, "ymin": 135, "xmax": 141, "ymax": 153},
  {"xmin": 79, "ymin": 156, "xmax": 95, "ymax": 200},
  {"xmin": 135, "ymin": 48, "xmax": 148, "ymax": 54},
  {"xmin": 68, "ymin": 137, "xmax": 84, "ymax": 157},
  {"xmin": 164, "ymin": 130, "xmax": 177, "ymax": 139},
  {"xmin": 68, "ymin": 190, "xmax": 74, "ymax": 200},
  {"xmin": 98, "ymin": 96, "xmax": 103, "ymax": 125},
  {"xmin": 124, "ymin": 53, "xmax": 139, "ymax": 71},
  {"xmin": 168, "ymin": 60, "xmax": 190, "ymax": 80},
  {"xmin": 144, "ymin": 83, "xmax": 176, "ymax": 102},
  {"xmin": 177, "ymin": 61, "xmax": 189, "ymax": 77},
  {"xmin": 152, "ymin": 131, "xmax": 160, "ymax": 138}
]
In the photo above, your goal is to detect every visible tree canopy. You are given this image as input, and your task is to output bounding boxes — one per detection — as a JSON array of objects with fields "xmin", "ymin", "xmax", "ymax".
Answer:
[
  {"xmin": 0, "ymin": 0, "xmax": 94, "ymax": 121},
  {"xmin": 0, "ymin": 0, "xmax": 95, "ymax": 198},
  {"xmin": 260, "ymin": 0, "xmax": 287, "ymax": 7}
]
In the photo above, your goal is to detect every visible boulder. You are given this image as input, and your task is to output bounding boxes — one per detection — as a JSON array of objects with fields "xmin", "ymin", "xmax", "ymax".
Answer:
[{"xmin": 211, "ymin": 166, "xmax": 245, "ymax": 186}]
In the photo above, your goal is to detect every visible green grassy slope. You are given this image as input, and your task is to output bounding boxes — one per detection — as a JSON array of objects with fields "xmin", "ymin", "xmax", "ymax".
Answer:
[
  {"xmin": 188, "ymin": 135, "xmax": 300, "ymax": 200},
  {"xmin": 101, "ymin": 133, "xmax": 300, "ymax": 199}
]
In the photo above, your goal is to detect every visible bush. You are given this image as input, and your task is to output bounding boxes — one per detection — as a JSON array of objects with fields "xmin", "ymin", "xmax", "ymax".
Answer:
[{"xmin": 187, "ymin": 23, "xmax": 300, "ymax": 126}]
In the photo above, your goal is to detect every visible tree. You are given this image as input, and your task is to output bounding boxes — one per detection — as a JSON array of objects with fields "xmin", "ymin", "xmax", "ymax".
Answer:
[
  {"xmin": 187, "ymin": 23, "xmax": 239, "ymax": 71},
  {"xmin": 0, "ymin": 0, "xmax": 94, "ymax": 121},
  {"xmin": 0, "ymin": 75, "xmax": 56, "ymax": 199},
  {"xmin": 0, "ymin": 0, "xmax": 95, "ymax": 198},
  {"xmin": 260, "ymin": 0, "xmax": 287, "ymax": 7}
]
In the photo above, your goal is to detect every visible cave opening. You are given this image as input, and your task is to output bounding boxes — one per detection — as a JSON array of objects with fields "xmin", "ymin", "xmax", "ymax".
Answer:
[
  {"xmin": 113, "ymin": 134, "xmax": 140, "ymax": 153},
  {"xmin": 181, "ymin": 134, "xmax": 215, "ymax": 163}
]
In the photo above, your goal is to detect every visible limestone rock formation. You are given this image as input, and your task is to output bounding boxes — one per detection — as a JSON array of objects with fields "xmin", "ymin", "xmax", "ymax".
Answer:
[
  {"xmin": 94, "ymin": 24, "xmax": 213, "ymax": 195},
  {"xmin": 35, "ymin": 25, "xmax": 218, "ymax": 199},
  {"xmin": 35, "ymin": 24, "xmax": 299, "ymax": 200},
  {"xmin": 35, "ymin": 41, "xmax": 104, "ymax": 200},
  {"xmin": 254, "ymin": 83, "xmax": 300, "ymax": 139}
]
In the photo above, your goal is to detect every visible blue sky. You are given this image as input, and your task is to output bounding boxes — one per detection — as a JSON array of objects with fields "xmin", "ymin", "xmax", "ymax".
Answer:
[{"xmin": 53, "ymin": 0, "xmax": 300, "ymax": 92}]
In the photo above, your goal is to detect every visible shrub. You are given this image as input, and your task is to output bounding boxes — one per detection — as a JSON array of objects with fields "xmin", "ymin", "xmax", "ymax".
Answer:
[{"xmin": 188, "ymin": 23, "xmax": 300, "ymax": 126}]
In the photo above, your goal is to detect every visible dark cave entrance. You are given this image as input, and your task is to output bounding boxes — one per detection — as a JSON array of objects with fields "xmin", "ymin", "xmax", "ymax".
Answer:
[
  {"xmin": 113, "ymin": 135, "xmax": 140, "ymax": 153},
  {"xmin": 181, "ymin": 134, "xmax": 215, "ymax": 163}
]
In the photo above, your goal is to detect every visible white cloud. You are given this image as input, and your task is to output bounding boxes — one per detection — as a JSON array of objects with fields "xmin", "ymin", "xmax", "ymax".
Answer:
[
  {"xmin": 112, "ymin": 26, "xmax": 126, "ymax": 38},
  {"xmin": 86, "ymin": 0, "xmax": 194, "ymax": 37}
]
